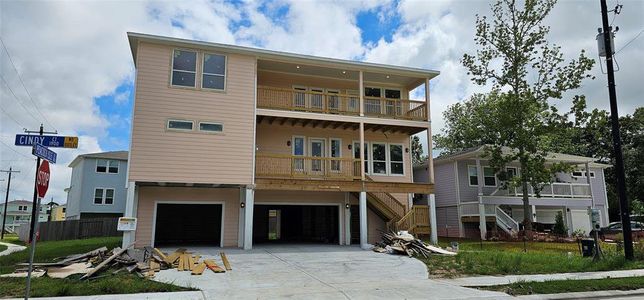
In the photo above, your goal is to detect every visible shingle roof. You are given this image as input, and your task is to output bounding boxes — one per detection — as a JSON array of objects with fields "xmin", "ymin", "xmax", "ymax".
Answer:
[{"xmin": 68, "ymin": 151, "xmax": 128, "ymax": 167}]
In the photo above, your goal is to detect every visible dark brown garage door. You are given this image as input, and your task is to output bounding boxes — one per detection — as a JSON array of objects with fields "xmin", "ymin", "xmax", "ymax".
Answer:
[
  {"xmin": 154, "ymin": 203, "xmax": 222, "ymax": 247},
  {"xmin": 253, "ymin": 205, "xmax": 339, "ymax": 244}
]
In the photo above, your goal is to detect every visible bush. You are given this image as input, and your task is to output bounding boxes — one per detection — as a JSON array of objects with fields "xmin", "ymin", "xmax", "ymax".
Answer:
[{"xmin": 553, "ymin": 211, "xmax": 567, "ymax": 236}]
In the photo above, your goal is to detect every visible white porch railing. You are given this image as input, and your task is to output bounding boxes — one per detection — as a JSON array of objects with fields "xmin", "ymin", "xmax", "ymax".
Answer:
[
  {"xmin": 491, "ymin": 182, "xmax": 591, "ymax": 198},
  {"xmin": 459, "ymin": 202, "xmax": 495, "ymax": 216}
]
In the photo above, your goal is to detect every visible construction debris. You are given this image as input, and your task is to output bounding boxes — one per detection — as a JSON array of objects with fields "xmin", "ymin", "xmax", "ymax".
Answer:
[
  {"xmin": 373, "ymin": 231, "xmax": 457, "ymax": 258},
  {"xmin": 4, "ymin": 244, "xmax": 233, "ymax": 280}
]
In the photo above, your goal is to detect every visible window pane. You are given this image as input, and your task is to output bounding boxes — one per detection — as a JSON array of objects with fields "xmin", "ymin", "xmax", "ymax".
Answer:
[
  {"xmin": 391, "ymin": 162, "xmax": 404, "ymax": 175},
  {"xmin": 384, "ymin": 89, "xmax": 401, "ymax": 99},
  {"xmin": 372, "ymin": 144, "xmax": 386, "ymax": 161},
  {"xmin": 96, "ymin": 160, "xmax": 107, "ymax": 173},
  {"xmin": 331, "ymin": 140, "xmax": 341, "ymax": 158},
  {"xmin": 168, "ymin": 120, "xmax": 193, "ymax": 130},
  {"xmin": 105, "ymin": 189, "xmax": 114, "ymax": 204},
  {"xmin": 373, "ymin": 162, "xmax": 387, "ymax": 174},
  {"xmin": 94, "ymin": 189, "xmax": 103, "ymax": 204},
  {"xmin": 172, "ymin": 71, "xmax": 196, "ymax": 87},
  {"xmin": 483, "ymin": 167, "xmax": 494, "ymax": 176},
  {"xmin": 173, "ymin": 50, "xmax": 196, "ymax": 72},
  {"xmin": 203, "ymin": 54, "xmax": 225, "ymax": 75},
  {"xmin": 484, "ymin": 177, "xmax": 496, "ymax": 186},
  {"xmin": 294, "ymin": 138, "xmax": 304, "ymax": 156},
  {"xmin": 353, "ymin": 142, "xmax": 360, "ymax": 159},
  {"xmin": 468, "ymin": 166, "xmax": 478, "ymax": 185},
  {"xmin": 364, "ymin": 87, "xmax": 381, "ymax": 97},
  {"xmin": 202, "ymin": 74, "xmax": 225, "ymax": 90},
  {"xmin": 108, "ymin": 160, "xmax": 118, "ymax": 173},
  {"xmin": 200, "ymin": 122, "xmax": 223, "ymax": 132},
  {"xmin": 389, "ymin": 145, "xmax": 403, "ymax": 162}
]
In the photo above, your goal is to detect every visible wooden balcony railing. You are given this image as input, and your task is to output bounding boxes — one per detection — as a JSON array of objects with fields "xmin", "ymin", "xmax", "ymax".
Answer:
[
  {"xmin": 255, "ymin": 153, "xmax": 360, "ymax": 180},
  {"xmin": 257, "ymin": 86, "xmax": 428, "ymax": 121}
]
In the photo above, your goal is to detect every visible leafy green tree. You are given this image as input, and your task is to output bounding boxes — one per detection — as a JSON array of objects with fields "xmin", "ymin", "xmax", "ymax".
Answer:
[
  {"xmin": 438, "ymin": 0, "xmax": 594, "ymax": 232},
  {"xmin": 411, "ymin": 135, "xmax": 425, "ymax": 165}
]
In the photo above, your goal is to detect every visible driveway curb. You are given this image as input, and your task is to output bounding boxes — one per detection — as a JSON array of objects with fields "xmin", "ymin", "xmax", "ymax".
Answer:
[{"xmin": 516, "ymin": 288, "xmax": 644, "ymax": 299}]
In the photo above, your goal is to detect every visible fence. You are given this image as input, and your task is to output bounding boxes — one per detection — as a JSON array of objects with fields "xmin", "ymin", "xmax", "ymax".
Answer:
[{"xmin": 18, "ymin": 217, "xmax": 120, "ymax": 242}]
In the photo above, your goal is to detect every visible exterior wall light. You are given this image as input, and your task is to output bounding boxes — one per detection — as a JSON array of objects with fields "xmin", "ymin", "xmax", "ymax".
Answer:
[
  {"xmin": 405, "ymin": 147, "xmax": 409, "ymax": 153},
  {"xmin": 240, "ymin": 202, "xmax": 245, "ymax": 208},
  {"xmin": 348, "ymin": 144, "xmax": 352, "ymax": 150},
  {"xmin": 345, "ymin": 203, "xmax": 350, "ymax": 209},
  {"xmin": 287, "ymin": 140, "xmax": 291, "ymax": 147}
]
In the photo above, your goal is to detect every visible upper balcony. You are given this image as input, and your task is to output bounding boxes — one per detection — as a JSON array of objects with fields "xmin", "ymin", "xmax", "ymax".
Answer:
[{"xmin": 256, "ymin": 59, "xmax": 433, "ymax": 123}]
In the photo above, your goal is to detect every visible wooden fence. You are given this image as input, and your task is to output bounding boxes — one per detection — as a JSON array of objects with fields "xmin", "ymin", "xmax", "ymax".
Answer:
[{"xmin": 19, "ymin": 217, "xmax": 120, "ymax": 242}]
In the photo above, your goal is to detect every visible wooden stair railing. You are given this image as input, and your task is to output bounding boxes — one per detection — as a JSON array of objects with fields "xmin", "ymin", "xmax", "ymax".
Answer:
[
  {"xmin": 363, "ymin": 176, "xmax": 406, "ymax": 221},
  {"xmin": 395, "ymin": 205, "xmax": 430, "ymax": 235}
]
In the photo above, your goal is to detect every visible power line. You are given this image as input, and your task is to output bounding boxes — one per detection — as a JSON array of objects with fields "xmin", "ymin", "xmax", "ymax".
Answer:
[
  {"xmin": 615, "ymin": 29, "xmax": 644, "ymax": 55},
  {"xmin": 0, "ymin": 37, "xmax": 57, "ymax": 131},
  {"xmin": 0, "ymin": 75, "xmax": 40, "ymax": 126},
  {"xmin": 0, "ymin": 103, "xmax": 27, "ymax": 128},
  {"xmin": 0, "ymin": 139, "xmax": 32, "ymax": 160}
]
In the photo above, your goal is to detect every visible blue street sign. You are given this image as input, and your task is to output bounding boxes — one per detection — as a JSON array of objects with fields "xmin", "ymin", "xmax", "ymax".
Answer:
[
  {"xmin": 15, "ymin": 134, "xmax": 78, "ymax": 148},
  {"xmin": 32, "ymin": 143, "xmax": 57, "ymax": 164}
]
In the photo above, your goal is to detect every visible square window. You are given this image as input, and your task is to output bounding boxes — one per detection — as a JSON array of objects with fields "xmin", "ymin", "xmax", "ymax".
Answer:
[
  {"xmin": 94, "ymin": 189, "xmax": 104, "ymax": 204},
  {"xmin": 96, "ymin": 160, "xmax": 107, "ymax": 173},
  {"xmin": 202, "ymin": 74, "xmax": 225, "ymax": 90},
  {"xmin": 203, "ymin": 54, "xmax": 225, "ymax": 75},
  {"xmin": 108, "ymin": 161, "xmax": 118, "ymax": 173}
]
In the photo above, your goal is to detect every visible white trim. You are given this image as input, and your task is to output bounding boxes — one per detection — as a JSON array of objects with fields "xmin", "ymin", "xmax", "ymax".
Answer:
[
  {"xmin": 170, "ymin": 48, "xmax": 197, "ymax": 88},
  {"xmin": 166, "ymin": 119, "xmax": 194, "ymax": 131},
  {"xmin": 388, "ymin": 143, "xmax": 405, "ymax": 176},
  {"xmin": 200, "ymin": 52, "xmax": 227, "ymax": 91},
  {"xmin": 254, "ymin": 201, "xmax": 343, "ymax": 245},
  {"xmin": 353, "ymin": 140, "xmax": 370, "ymax": 175},
  {"xmin": 370, "ymin": 141, "xmax": 387, "ymax": 175},
  {"xmin": 151, "ymin": 200, "xmax": 225, "ymax": 248},
  {"xmin": 93, "ymin": 187, "xmax": 115, "ymax": 205},
  {"xmin": 292, "ymin": 135, "xmax": 306, "ymax": 156},
  {"xmin": 467, "ymin": 165, "xmax": 478, "ymax": 187},
  {"xmin": 329, "ymin": 137, "xmax": 342, "ymax": 173},
  {"xmin": 483, "ymin": 166, "xmax": 497, "ymax": 187},
  {"xmin": 252, "ymin": 59, "xmax": 258, "ymax": 185}
]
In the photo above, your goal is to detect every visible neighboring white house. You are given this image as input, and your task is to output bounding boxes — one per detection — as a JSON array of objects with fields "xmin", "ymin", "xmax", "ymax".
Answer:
[
  {"xmin": 414, "ymin": 145, "xmax": 610, "ymax": 239},
  {"xmin": 65, "ymin": 151, "xmax": 128, "ymax": 220},
  {"xmin": 0, "ymin": 200, "xmax": 47, "ymax": 233}
]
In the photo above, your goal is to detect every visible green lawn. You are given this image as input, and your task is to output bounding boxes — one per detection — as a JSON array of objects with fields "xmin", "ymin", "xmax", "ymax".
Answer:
[
  {"xmin": 0, "ymin": 233, "xmax": 22, "ymax": 245},
  {"xmin": 0, "ymin": 237, "xmax": 194, "ymax": 298},
  {"xmin": 0, "ymin": 244, "xmax": 7, "ymax": 252},
  {"xmin": 420, "ymin": 238, "xmax": 644, "ymax": 278},
  {"xmin": 481, "ymin": 276, "xmax": 644, "ymax": 295}
]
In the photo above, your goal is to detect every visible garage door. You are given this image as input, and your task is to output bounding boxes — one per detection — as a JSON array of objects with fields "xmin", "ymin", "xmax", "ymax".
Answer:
[
  {"xmin": 253, "ymin": 205, "xmax": 339, "ymax": 244},
  {"xmin": 571, "ymin": 209, "xmax": 591, "ymax": 235},
  {"xmin": 154, "ymin": 203, "xmax": 222, "ymax": 247}
]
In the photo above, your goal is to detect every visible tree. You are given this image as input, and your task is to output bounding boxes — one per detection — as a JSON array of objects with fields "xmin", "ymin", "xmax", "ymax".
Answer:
[
  {"xmin": 439, "ymin": 0, "xmax": 594, "ymax": 232},
  {"xmin": 553, "ymin": 211, "xmax": 567, "ymax": 236},
  {"xmin": 411, "ymin": 135, "xmax": 425, "ymax": 165}
]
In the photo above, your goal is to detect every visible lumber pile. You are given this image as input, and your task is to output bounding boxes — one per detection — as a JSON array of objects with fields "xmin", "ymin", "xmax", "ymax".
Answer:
[
  {"xmin": 373, "ymin": 231, "xmax": 457, "ymax": 258},
  {"xmin": 3, "ymin": 244, "xmax": 233, "ymax": 279}
]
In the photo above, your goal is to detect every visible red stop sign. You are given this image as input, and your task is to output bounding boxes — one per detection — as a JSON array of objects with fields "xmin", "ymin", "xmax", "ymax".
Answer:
[{"xmin": 36, "ymin": 160, "xmax": 50, "ymax": 198}]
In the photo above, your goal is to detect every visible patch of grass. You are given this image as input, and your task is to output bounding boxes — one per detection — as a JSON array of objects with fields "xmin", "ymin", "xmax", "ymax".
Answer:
[
  {"xmin": 481, "ymin": 276, "xmax": 644, "ymax": 295},
  {"xmin": 0, "ymin": 236, "xmax": 121, "ymax": 274},
  {"xmin": 0, "ymin": 274, "xmax": 195, "ymax": 298},
  {"xmin": 421, "ymin": 238, "xmax": 644, "ymax": 278},
  {"xmin": 0, "ymin": 234, "xmax": 22, "ymax": 245},
  {"xmin": 0, "ymin": 244, "xmax": 7, "ymax": 252}
]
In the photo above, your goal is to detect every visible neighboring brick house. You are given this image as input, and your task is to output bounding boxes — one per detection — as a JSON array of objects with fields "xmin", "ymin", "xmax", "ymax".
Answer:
[{"xmin": 65, "ymin": 151, "xmax": 128, "ymax": 220}]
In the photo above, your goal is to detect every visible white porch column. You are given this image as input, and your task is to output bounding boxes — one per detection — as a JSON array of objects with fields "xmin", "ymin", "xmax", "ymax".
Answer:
[
  {"xmin": 476, "ymin": 159, "xmax": 486, "ymax": 240},
  {"xmin": 238, "ymin": 188, "xmax": 246, "ymax": 248},
  {"xmin": 122, "ymin": 181, "xmax": 137, "ymax": 248},
  {"xmin": 425, "ymin": 78, "xmax": 434, "ymax": 184},
  {"xmin": 360, "ymin": 122, "xmax": 365, "ymax": 181},
  {"xmin": 344, "ymin": 193, "xmax": 351, "ymax": 245},
  {"xmin": 359, "ymin": 191, "xmax": 368, "ymax": 249},
  {"xmin": 359, "ymin": 71, "xmax": 364, "ymax": 117},
  {"xmin": 531, "ymin": 204, "xmax": 537, "ymax": 222},
  {"xmin": 429, "ymin": 194, "xmax": 438, "ymax": 245},
  {"xmin": 243, "ymin": 188, "xmax": 254, "ymax": 250},
  {"xmin": 565, "ymin": 207, "xmax": 573, "ymax": 237},
  {"xmin": 585, "ymin": 162, "xmax": 594, "ymax": 207}
]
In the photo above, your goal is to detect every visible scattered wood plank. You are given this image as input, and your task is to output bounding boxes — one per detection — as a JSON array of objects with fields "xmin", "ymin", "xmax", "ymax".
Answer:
[
  {"xmin": 220, "ymin": 252, "xmax": 231, "ymax": 271},
  {"xmin": 153, "ymin": 248, "xmax": 168, "ymax": 262},
  {"xmin": 204, "ymin": 259, "xmax": 225, "ymax": 273},
  {"xmin": 191, "ymin": 263, "xmax": 206, "ymax": 275},
  {"xmin": 81, "ymin": 243, "xmax": 133, "ymax": 280}
]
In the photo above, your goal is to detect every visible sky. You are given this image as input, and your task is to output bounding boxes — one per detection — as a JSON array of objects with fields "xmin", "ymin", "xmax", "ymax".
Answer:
[{"xmin": 0, "ymin": 0, "xmax": 642, "ymax": 205}]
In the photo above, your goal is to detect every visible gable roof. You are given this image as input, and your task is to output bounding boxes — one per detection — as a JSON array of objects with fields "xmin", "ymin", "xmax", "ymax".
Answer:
[
  {"xmin": 417, "ymin": 145, "xmax": 610, "ymax": 169},
  {"xmin": 68, "ymin": 151, "xmax": 128, "ymax": 168}
]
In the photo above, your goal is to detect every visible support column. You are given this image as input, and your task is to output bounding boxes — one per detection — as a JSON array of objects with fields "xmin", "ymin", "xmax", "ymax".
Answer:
[
  {"xmin": 243, "ymin": 188, "xmax": 254, "ymax": 250},
  {"xmin": 359, "ymin": 71, "xmax": 364, "ymax": 117},
  {"xmin": 359, "ymin": 191, "xmax": 368, "ymax": 249},
  {"xmin": 344, "ymin": 193, "xmax": 351, "ymax": 245},
  {"xmin": 360, "ymin": 122, "xmax": 365, "ymax": 181},
  {"xmin": 565, "ymin": 207, "xmax": 573, "ymax": 237},
  {"xmin": 476, "ymin": 159, "xmax": 486, "ymax": 240},
  {"xmin": 425, "ymin": 78, "xmax": 434, "ymax": 184},
  {"xmin": 122, "ymin": 181, "xmax": 137, "ymax": 248},
  {"xmin": 238, "ymin": 188, "xmax": 245, "ymax": 248},
  {"xmin": 532, "ymin": 204, "xmax": 537, "ymax": 222},
  {"xmin": 585, "ymin": 162, "xmax": 594, "ymax": 207},
  {"xmin": 428, "ymin": 194, "xmax": 438, "ymax": 245}
]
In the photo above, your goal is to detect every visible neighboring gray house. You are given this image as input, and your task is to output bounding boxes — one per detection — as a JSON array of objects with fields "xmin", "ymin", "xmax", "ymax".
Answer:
[
  {"xmin": 0, "ymin": 200, "xmax": 47, "ymax": 233},
  {"xmin": 414, "ymin": 146, "xmax": 610, "ymax": 239},
  {"xmin": 65, "ymin": 151, "xmax": 128, "ymax": 220}
]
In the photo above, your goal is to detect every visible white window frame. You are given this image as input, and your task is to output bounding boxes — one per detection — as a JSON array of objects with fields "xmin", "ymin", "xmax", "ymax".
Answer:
[
  {"xmin": 329, "ymin": 138, "xmax": 342, "ymax": 172},
  {"xmin": 388, "ymin": 143, "xmax": 405, "ymax": 176},
  {"xmin": 198, "ymin": 121, "xmax": 224, "ymax": 134},
  {"xmin": 94, "ymin": 187, "xmax": 115, "ymax": 205},
  {"xmin": 370, "ymin": 142, "xmax": 388, "ymax": 175},
  {"xmin": 292, "ymin": 135, "xmax": 306, "ymax": 172},
  {"xmin": 96, "ymin": 159, "xmax": 108, "ymax": 173},
  {"xmin": 166, "ymin": 119, "xmax": 194, "ymax": 132},
  {"xmin": 483, "ymin": 166, "xmax": 497, "ymax": 187},
  {"xmin": 572, "ymin": 169, "xmax": 595, "ymax": 178},
  {"xmin": 201, "ymin": 52, "xmax": 227, "ymax": 91},
  {"xmin": 170, "ymin": 49, "xmax": 197, "ymax": 88},
  {"xmin": 506, "ymin": 166, "xmax": 519, "ymax": 177},
  {"xmin": 108, "ymin": 160, "xmax": 119, "ymax": 174},
  {"xmin": 468, "ymin": 165, "xmax": 479, "ymax": 187},
  {"xmin": 353, "ymin": 140, "xmax": 370, "ymax": 175}
]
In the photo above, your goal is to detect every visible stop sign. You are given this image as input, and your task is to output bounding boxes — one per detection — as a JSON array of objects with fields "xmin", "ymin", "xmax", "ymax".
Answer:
[{"xmin": 36, "ymin": 160, "xmax": 50, "ymax": 198}]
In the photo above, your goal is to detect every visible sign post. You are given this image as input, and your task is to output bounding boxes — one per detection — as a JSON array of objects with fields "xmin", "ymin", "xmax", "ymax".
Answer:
[{"xmin": 25, "ymin": 160, "xmax": 50, "ymax": 299}]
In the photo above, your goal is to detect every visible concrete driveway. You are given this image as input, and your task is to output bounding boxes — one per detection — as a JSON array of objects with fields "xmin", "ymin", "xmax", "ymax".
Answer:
[{"xmin": 154, "ymin": 245, "xmax": 509, "ymax": 299}]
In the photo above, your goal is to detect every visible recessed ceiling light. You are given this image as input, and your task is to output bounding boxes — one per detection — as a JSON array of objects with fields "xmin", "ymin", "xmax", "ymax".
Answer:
[
  {"xmin": 296, "ymin": 65, "xmax": 300, "ymax": 69},
  {"xmin": 386, "ymin": 75, "xmax": 390, "ymax": 79},
  {"xmin": 342, "ymin": 70, "xmax": 346, "ymax": 74}
]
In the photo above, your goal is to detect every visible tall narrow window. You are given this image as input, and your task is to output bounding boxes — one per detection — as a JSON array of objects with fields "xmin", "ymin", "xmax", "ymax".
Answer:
[
  {"xmin": 309, "ymin": 87, "xmax": 324, "ymax": 110},
  {"xmin": 364, "ymin": 87, "xmax": 382, "ymax": 115},
  {"xmin": 371, "ymin": 143, "xmax": 387, "ymax": 175},
  {"xmin": 354, "ymin": 142, "xmax": 369, "ymax": 174},
  {"xmin": 171, "ymin": 50, "xmax": 197, "ymax": 87},
  {"xmin": 108, "ymin": 161, "xmax": 119, "ymax": 174},
  {"xmin": 293, "ymin": 86, "xmax": 306, "ymax": 108},
  {"xmin": 384, "ymin": 89, "xmax": 402, "ymax": 116},
  {"xmin": 202, "ymin": 53, "xmax": 226, "ymax": 90},
  {"xmin": 468, "ymin": 166, "xmax": 478, "ymax": 186},
  {"xmin": 389, "ymin": 144, "xmax": 404, "ymax": 175},
  {"xmin": 330, "ymin": 138, "xmax": 342, "ymax": 172},
  {"xmin": 327, "ymin": 89, "xmax": 340, "ymax": 112},
  {"xmin": 105, "ymin": 189, "xmax": 114, "ymax": 205},
  {"xmin": 293, "ymin": 137, "xmax": 305, "ymax": 172},
  {"xmin": 94, "ymin": 189, "xmax": 104, "ymax": 204},
  {"xmin": 483, "ymin": 167, "xmax": 497, "ymax": 186}
]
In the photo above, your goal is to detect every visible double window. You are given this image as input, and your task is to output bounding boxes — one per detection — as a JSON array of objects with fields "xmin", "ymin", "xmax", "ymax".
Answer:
[
  {"xmin": 354, "ymin": 141, "xmax": 404, "ymax": 176},
  {"xmin": 18, "ymin": 205, "xmax": 27, "ymax": 211},
  {"xmin": 171, "ymin": 49, "xmax": 226, "ymax": 90},
  {"xmin": 96, "ymin": 160, "xmax": 119, "ymax": 174},
  {"xmin": 572, "ymin": 170, "xmax": 595, "ymax": 178},
  {"xmin": 468, "ymin": 165, "xmax": 497, "ymax": 186},
  {"xmin": 94, "ymin": 188, "xmax": 114, "ymax": 205},
  {"xmin": 167, "ymin": 119, "xmax": 224, "ymax": 133}
]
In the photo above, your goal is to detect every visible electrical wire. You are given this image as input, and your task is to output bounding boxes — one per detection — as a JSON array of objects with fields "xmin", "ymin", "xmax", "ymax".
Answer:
[
  {"xmin": 0, "ymin": 75, "xmax": 40, "ymax": 126},
  {"xmin": 615, "ymin": 29, "xmax": 644, "ymax": 55},
  {"xmin": 0, "ymin": 37, "xmax": 57, "ymax": 131},
  {"xmin": 0, "ymin": 138, "xmax": 32, "ymax": 160}
]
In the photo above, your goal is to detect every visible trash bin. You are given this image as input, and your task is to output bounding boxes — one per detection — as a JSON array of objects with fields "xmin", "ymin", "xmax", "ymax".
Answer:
[{"xmin": 581, "ymin": 239, "xmax": 595, "ymax": 257}]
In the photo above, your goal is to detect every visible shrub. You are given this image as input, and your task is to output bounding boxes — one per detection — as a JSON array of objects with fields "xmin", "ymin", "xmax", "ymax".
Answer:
[{"xmin": 553, "ymin": 211, "xmax": 567, "ymax": 236}]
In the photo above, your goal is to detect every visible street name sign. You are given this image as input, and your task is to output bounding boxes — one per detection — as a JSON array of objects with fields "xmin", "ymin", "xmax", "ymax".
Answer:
[
  {"xmin": 15, "ymin": 134, "xmax": 78, "ymax": 148},
  {"xmin": 32, "ymin": 143, "xmax": 57, "ymax": 164},
  {"xmin": 36, "ymin": 160, "xmax": 50, "ymax": 198}
]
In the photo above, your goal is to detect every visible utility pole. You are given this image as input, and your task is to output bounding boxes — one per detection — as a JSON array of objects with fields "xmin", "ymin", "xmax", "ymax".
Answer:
[
  {"xmin": 599, "ymin": 0, "xmax": 633, "ymax": 260},
  {"xmin": 25, "ymin": 124, "xmax": 57, "ymax": 243},
  {"xmin": 1, "ymin": 167, "xmax": 20, "ymax": 239}
]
